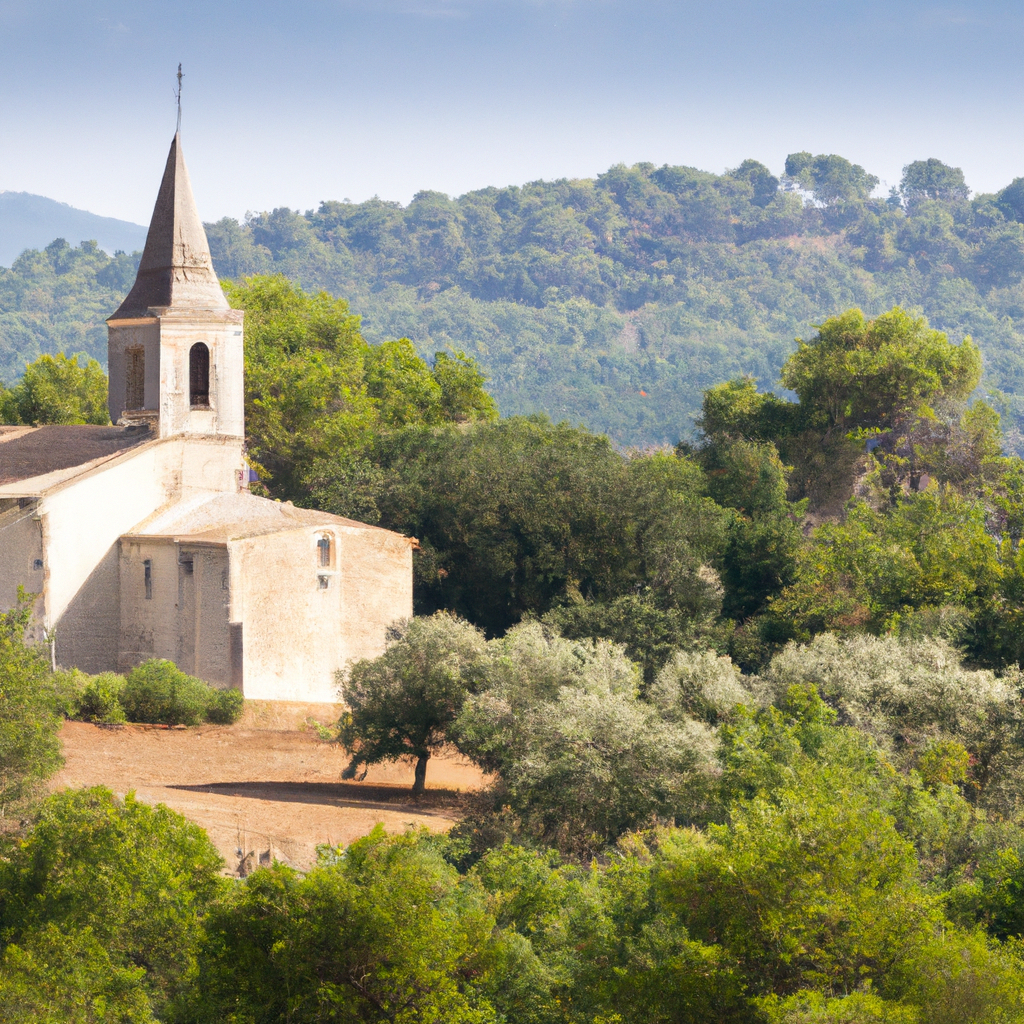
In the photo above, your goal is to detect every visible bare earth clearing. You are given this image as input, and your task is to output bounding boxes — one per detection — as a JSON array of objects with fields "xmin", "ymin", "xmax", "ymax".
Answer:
[{"xmin": 51, "ymin": 700, "xmax": 486, "ymax": 873}]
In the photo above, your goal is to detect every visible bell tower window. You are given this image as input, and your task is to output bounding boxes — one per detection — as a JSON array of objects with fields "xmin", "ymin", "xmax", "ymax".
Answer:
[
  {"xmin": 189, "ymin": 343, "xmax": 210, "ymax": 408},
  {"xmin": 126, "ymin": 347, "xmax": 145, "ymax": 410}
]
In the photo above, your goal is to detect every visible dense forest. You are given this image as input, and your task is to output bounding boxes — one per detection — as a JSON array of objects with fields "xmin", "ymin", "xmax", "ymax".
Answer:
[
  {"xmin": 5, "ymin": 153, "xmax": 1024, "ymax": 447},
  {"xmin": 7, "ymin": 154, "xmax": 1024, "ymax": 1020},
  {"xmin": 5, "ymin": 289, "xmax": 1024, "ymax": 1018}
]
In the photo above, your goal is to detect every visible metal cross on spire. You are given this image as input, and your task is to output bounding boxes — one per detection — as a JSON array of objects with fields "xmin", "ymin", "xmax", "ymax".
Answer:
[{"xmin": 175, "ymin": 64, "xmax": 183, "ymax": 133}]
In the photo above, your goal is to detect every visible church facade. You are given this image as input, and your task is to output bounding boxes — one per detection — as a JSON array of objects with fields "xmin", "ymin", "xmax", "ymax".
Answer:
[{"xmin": 0, "ymin": 134, "xmax": 413, "ymax": 702}]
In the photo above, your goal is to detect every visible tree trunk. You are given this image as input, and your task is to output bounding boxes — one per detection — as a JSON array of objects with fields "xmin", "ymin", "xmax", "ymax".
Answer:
[{"xmin": 412, "ymin": 752, "xmax": 429, "ymax": 796}]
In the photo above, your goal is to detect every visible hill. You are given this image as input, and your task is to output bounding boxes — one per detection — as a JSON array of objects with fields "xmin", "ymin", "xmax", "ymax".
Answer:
[
  {"xmin": 0, "ymin": 191, "xmax": 146, "ymax": 266},
  {"xmin": 4, "ymin": 154, "xmax": 1024, "ymax": 448}
]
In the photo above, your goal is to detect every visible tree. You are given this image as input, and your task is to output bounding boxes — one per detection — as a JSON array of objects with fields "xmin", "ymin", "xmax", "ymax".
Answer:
[
  {"xmin": 780, "ymin": 307, "xmax": 981, "ymax": 436},
  {"xmin": 339, "ymin": 613, "xmax": 487, "ymax": 794},
  {"xmin": 900, "ymin": 159, "xmax": 970, "ymax": 204},
  {"xmin": 998, "ymin": 177, "xmax": 1024, "ymax": 222},
  {"xmin": 784, "ymin": 152, "xmax": 879, "ymax": 205},
  {"xmin": 0, "ymin": 597, "xmax": 63, "ymax": 816},
  {"xmin": 352, "ymin": 418, "xmax": 728, "ymax": 636},
  {"xmin": 455, "ymin": 623, "xmax": 718, "ymax": 854},
  {"xmin": 0, "ymin": 787, "xmax": 223, "ymax": 1014},
  {"xmin": 0, "ymin": 352, "xmax": 108, "ymax": 426},
  {"xmin": 189, "ymin": 827, "xmax": 500, "ymax": 1024},
  {"xmin": 225, "ymin": 274, "xmax": 497, "ymax": 502},
  {"xmin": 660, "ymin": 759, "xmax": 934, "ymax": 997},
  {"xmin": 0, "ymin": 925, "xmax": 155, "ymax": 1024}
]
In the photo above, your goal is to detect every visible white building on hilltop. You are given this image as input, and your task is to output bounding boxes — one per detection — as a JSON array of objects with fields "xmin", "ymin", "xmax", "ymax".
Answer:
[{"xmin": 0, "ymin": 133, "xmax": 413, "ymax": 702}]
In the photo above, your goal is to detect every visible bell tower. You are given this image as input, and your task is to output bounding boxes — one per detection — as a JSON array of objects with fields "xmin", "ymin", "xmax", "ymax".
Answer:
[{"xmin": 107, "ymin": 133, "xmax": 244, "ymax": 439}]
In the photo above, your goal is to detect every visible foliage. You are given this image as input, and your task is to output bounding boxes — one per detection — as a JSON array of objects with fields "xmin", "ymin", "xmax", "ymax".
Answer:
[
  {"xmin": 15, "ymin": 150, "xmax": 1024, "ymax": 446},
  {"xmin": 0, "ymin": 239, "xmax": 138, "ymax": 383},
  {"xmin": 779, "ymin": 307, "xmax": 980, "ymax": 437},
  {"xmin": 188, "ymin": 826, "xmax": 499, "ymax": 1024},
  {"xmin": 659, "ymin": 762, "xmax": 934, "ymax": 996},
  {"xmin": 0, "ymin": 787, "xmax": 223, "ymax": 1015},
  {"xmin": 339, "ymin": 613, "xmax": 487, "ymax": 793},
  {"xmin": 455, "ymin": 623, "xmax": 718, "ymax": 855},
  {"xmin": 784, "ymin": 151, "xmax": 880, "ymax": 205},
  {"xmin": 0, "ymin": 924, "xmax": 156, "ymax": 1023},
  {"xmin": 0, "ymin": 351, "xmax": 108, "ymax": 425},
  {"xmin": 76, "ymin": 671, "xmax": 127, "ymax": 725},
  {"xmin": 900, "ymin": 158, "xmax": 971, "ymax": 205},
  {"xmin": 328, "ymin": 417, "xmax": 728, "ymax": 638},
  {"xmin": 225, "ymin": 274, "xmax": 496, "ymax": 499},
  {"xmin": 757, "ymin": 633, "xmax": 1024, "ymax": 814},
  {"xmin": 119, "ymin": 660, "xmax": 244, "ymax": 726},
  {"xmin": 0, "ymin": 597, "xmax": 63, "ymax": 814}
]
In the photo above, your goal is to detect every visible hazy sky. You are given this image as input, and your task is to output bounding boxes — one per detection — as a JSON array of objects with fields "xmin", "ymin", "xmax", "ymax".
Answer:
[{"xmin": 2, "ymin": 0, "xmax": 1023, "ymax": 225}]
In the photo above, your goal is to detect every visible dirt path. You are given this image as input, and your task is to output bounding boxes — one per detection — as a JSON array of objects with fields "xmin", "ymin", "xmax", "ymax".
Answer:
[{"xmin": 51, "ymin": 701, "xmax": 486, "ymax": 872}]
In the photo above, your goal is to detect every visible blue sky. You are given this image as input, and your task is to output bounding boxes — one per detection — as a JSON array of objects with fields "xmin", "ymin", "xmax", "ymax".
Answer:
[{"xmin": 1, "ymin": 0, "xmax": 1023, "ymax": 224}]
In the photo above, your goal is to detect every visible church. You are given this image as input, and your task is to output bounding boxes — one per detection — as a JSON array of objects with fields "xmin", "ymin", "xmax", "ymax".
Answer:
[{"xmin": 0, "ymin": 134, "xmax": 414, "ymax": 703}]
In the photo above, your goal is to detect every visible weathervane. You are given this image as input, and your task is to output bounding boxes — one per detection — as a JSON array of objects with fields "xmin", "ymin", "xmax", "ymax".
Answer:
[{"xmin": 175, "ymin": 64, "xmax": 183, "ymax": 133}]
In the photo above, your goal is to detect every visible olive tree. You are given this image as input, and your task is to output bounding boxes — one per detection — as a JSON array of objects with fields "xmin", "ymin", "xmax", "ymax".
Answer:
[
  {"xmin": 339, "ymin": 613, "xmax": 486, "ymax": 794},
  {"xmin": 455, "ymin": 623, "xmax": 719, "ymax": 854}
]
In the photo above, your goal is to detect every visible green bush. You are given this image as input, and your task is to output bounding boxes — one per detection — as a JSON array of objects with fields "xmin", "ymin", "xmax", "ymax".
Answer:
[
  {"xmin": 77, "ymin": 673, "xmax": 126, "ymax": 725},
  {"xmin": 118, "ymin": 660, "xmax": 243, "ymax": 727},
  {"xmin": 207, "ymin": 687, "xmax": 244, "ymax": 725},
  {"xmin": 49, "ymin": 668, "xmax": 87, "ymax": 719}
]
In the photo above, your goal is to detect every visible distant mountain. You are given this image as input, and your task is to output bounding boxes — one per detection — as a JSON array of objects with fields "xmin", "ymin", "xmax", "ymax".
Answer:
[{"xmin": 0, "ymin": 192, "xmax": 146, "ymax": 266}]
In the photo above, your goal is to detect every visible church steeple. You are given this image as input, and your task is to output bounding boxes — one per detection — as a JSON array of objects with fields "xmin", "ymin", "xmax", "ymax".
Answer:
[
  {"xmin": 110, "ymin": 133, "xmax": 229, "ymax": 320},
  {"xmin": 107, "ymin": 132, "xmax": 243, "ymax": 441}
]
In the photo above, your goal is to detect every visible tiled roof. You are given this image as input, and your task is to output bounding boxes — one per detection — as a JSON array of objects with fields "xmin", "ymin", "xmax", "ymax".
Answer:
[
  {"xmin": 0, "ymin": 424, "xmax": 153, "ymax": 486},
  {"xmin": 128, "ymin": 491, "xmax": 400, "ymax": 543}
]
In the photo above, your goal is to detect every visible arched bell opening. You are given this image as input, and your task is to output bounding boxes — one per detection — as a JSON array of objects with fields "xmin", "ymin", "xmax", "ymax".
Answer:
[{"xmin": 189, "ymin": 343, "xmax": 210, "ymax": 408}]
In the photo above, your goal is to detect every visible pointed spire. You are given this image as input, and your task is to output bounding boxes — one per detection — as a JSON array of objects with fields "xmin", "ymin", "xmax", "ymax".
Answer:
[{"xmin": 110, "ymin": 133, "xmax": 229, "ymax": 319}]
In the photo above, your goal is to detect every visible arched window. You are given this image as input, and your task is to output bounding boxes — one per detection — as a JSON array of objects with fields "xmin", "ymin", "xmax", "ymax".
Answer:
[
  {"xmin": 317, "ymin": 535, "xmax": 332, "ymax": 567},
  {"xmin": 189, "ymin": 343, "xmax": 210, "ymax": 407}
]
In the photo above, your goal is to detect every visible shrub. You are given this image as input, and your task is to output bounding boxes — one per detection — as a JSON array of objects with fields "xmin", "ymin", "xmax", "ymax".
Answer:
[
  {"xmin": 49, "ymin": 668, "xmax": 88, "ymax": 719},
  {"xmin": 207, "ymin": 687, "xmax": 244, "ymax": 725},
  {"xmin": 119, "ymin": 660, "xmax": 243, "ymax": 726},
  {"xmin": 77, "ymin": 673, "xmax": 127, "ymax": 725}
]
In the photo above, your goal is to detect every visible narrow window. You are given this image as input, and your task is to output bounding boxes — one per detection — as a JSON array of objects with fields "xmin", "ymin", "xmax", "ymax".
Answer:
[
  {"xmin": 126, "ymin": 348, "xmax": 145, "ymax": 410},
  {"xmin": 317, "ymin": 536, "xmax": 332, "ymax": 567},
  {"xmin": 189, "ymin": 343, "xmax": 210, "ymax": 407},
  {"xmin": 144, "ymin": 559, "xmax": 152, "ymax": 600},
  {"xmin": 318, "ymin": 575, "xmax": 330, "ymax": 590}
]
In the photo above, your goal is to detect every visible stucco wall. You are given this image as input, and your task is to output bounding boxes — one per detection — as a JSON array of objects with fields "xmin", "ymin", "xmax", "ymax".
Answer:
[
  {"xmin": 107, "ymin": 320, "xmax": 160, "ymax": 419},
  {"xmin": 108, "ymin": 311, "xmax": 244, "ymax": 440},
  {"xmin": 337, "ymin": 527, "xmax": 413, "ymax": 667},
  {"xmin": 230, "ymin": 525, "xmax": 412, "ymax": 703},
  {"xmin": 0, "ymin": 500, "xmax": 45, "ymax": 641},
  {"xmin": 155, "ymin": 310, "xmax": 245, "ymax": 439},
  {"xmin": 36, "ymin": 435, "xmax": 241, "ymax": 672},
  {"xmin": 119, "ymin": 538, "xmax": 231, "ymax": 684}
]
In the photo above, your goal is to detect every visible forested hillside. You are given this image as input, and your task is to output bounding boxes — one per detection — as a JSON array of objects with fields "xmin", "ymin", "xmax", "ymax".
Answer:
[{"xmin": 5, "ymin": 153, "xmax": 1024, "ymax": 446}]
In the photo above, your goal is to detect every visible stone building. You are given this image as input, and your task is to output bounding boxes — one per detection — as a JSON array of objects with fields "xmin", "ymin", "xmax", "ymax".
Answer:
[{"xmin": 0, "ymin": 133, "xmax": 413, "ymax": 702}]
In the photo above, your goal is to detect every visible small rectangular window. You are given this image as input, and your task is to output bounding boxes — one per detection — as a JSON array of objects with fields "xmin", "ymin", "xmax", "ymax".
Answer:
[
  {"xmin": 318, "ymin": 574, "xmax": 330, "ymax": 590},
  {"xmin": 144, "ymin": 559, "xmax": 152, "ymax": 600}
]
